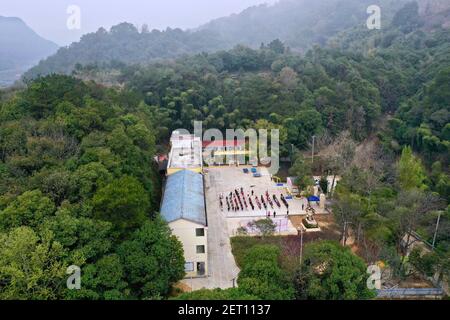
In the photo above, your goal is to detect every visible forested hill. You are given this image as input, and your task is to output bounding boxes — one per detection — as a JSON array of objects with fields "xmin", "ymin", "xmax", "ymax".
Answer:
[
  {"xmin": 23, "ymin": 0, "xmax": 413, "ymax": 80},
  {"xmin": 0, "ymin": 16, "xmax": 58, "ymax": 86},
  {"xmin": 1, "ymin": 1, "xmax": 449, "ymax": 300},
  {"xmin": 74, "ymin": 7, "xmax": 447, "ymax": 175}
]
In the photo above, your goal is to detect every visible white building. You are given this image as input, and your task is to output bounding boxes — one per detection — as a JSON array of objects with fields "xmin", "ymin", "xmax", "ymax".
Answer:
[
  {"xmin": 167, "ymin": 131, "xmax": 203, "ymax": 175},
  {"xmin": 160, "ymin": 170, "xmax": 208, "ymax": 278}
]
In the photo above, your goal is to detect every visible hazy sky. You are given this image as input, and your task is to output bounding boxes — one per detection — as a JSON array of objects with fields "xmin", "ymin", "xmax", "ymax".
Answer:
[{"xmin": 1, "ymin": 0, "xmax": 278, "ymax": 46}]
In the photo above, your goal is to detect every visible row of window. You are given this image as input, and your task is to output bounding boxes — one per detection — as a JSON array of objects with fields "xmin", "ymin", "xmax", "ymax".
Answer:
[{"xmin": 195, "ymin": 229, "xmax": 206, "ymax": 254}]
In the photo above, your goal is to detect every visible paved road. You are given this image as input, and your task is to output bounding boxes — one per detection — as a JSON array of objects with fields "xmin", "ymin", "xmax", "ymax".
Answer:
[{"xmin": 182, "ymin": 170, "xmax": 240, "ymax": 290}]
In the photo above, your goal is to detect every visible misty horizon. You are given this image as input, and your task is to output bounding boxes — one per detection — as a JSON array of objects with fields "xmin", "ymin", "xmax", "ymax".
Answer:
[{"xmin": 0, "ymin": 0, "xmax": 279, "ymax": 46}]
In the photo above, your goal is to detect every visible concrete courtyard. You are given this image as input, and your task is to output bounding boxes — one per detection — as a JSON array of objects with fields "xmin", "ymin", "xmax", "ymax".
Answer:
[{"xmin": 181, "ymin": 166, "xmax": 329, "ymax": 291}]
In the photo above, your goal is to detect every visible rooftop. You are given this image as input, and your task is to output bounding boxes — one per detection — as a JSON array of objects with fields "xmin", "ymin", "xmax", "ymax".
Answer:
[
  {"xmin": 160, "ymin": 170, "xmax": 206, "ymax": 226},
  {"xmin": 168, "ymin": 131, "xmax": 203, "ymax": 169}
]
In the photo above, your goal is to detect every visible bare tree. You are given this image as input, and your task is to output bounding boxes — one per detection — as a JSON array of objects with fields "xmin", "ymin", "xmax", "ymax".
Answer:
[{"xmin": 393, "ymin": 190, "xmax": 445, "ymax": 262}]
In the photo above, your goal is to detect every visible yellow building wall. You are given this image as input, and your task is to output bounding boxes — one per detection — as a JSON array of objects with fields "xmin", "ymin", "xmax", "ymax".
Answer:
[
  {"xmin": 167, "ymin": 167, "xmax": 202, "ymax": 176},
  {"xmin": 169, "ymin": 219, "xmax": 208, "ymax": 278}
]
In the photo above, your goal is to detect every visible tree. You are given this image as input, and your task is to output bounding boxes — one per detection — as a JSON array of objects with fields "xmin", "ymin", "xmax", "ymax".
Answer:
[
  {"xmin": 409, "ymin": 248, "xmax": 439, "ymax": 278},
  {"xmin": 285, "ymin": 109, "xmax": 322, "ymax": 149},
  {"xmin": 289, "ymin": 154, "xmax": 314, "ymax": 192},
  {"xmin": 320, "ymin": 131, "xmax": 356, "ymax": 197},
  {"xmin": 268, "ymin": 39, "xmax": 285, "ymax": 54},
  {"xmin": 431, "ymin": 161, "xmax": 450, "ymax": 200},
  {"xmin": 33, "ymin": 168, "xmax": 72, "ymax": 205},
  {"xmin": 71, "ymin": 162, "xmax": 113, "ymax": 200},
  {"xmin": 0, "ymin": 190, "xmax": 56, "ymax": 231},
  {"xmin": 40, "ymin": 204, "xmax": 114, "ymax": 261},
  {"xmin": 278, "ymin": 67, "xmax": 298, "ymax": 91},
  {"xmin": 116, "ymin": 218, "xmax": 185, "ymax": 299},
  {"xmin": 294, "ymin": 241, "xmax": 375, "ymax": 300},
  {"xmin": 0, "ymin": 227, "xmax": 69, "ymax": 300},
  {"xmin": 390, "ymin": 190, "xmax": 444, "ymax": 263},
  {"xmin": 0, "ymin": 74, "xmax": 166, "ymax": 301},
  {"xmin": 248, "ymin": 218, "xmax": 276, "ymax": 237},
  {"xmin": 332, "ymin": 191, "xmax": 365, "ymax": 245},
  {"xmin": 237, "ymin": 245, "xmax": 294, "ymax": 300},
  {"xmin": 92, "ymin": 176, "xmax": 150, "ymax": 235},
  {"xmin": 66, "ymin": 254, "xmax": 129, "ymax": 300},
  {"xmin": 319, "ymin": 176, "xmax": 328, "ymax": 194},
  {"xmin": 397, "ymin": 146, "xmax": 427, "ymax": 191}
]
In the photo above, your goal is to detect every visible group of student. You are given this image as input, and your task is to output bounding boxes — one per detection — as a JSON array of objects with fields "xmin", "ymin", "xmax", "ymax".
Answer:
[{"xmin": 219, "ymin": 187, "xmax": 290, "ymax": 214}]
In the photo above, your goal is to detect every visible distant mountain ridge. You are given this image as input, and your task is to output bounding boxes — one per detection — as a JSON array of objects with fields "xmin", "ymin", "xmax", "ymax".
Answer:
[
  {"xmin": 0, "ymin": 16, "xmax": 58, "ymax": 86},
  {"xmin": 197, "ymin": 0, "xmax": 406, "ymax": 50},
  {"xmin": 23, "ymin": 0, "xmax": 449, "ymax": 81},
  {"xmin": 418, "ymin": 0, "xmax": 450, "ymax": 29}
]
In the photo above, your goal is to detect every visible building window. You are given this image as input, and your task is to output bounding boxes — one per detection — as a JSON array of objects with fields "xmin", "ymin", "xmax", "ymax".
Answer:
[
  {"xmin": 196, "ymin": 245, "xmax": 206, "ymax": 254},
  {"xmin": 184, "ymin": 262, "xmax": 194, "ymax": 272},
  {"xmin": 196, "ymin": 228, "xmax": 205, "ymax": 237}
]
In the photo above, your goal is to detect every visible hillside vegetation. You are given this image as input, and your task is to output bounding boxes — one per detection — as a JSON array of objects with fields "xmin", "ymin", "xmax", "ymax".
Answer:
[{"xmin": 0, "ymin": 1, "xmax": 448, "ymax": 300}]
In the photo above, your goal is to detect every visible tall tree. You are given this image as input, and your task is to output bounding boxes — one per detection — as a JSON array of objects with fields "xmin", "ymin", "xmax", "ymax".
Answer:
[
  {"xmin": 397, "ymin": 146, "xmax": 427, "ymax": 191},
  {"xmin": 294, "ymin": 241, "xmax": 375, "ymax": 300},
  {"xmin": 116, "ymin": 218, "xmax": 185, "ymax": 299},
  {"xmin": 0, "ymin": 227, "xmax": 69, "ymax": 300},
  {"xmin": 92, "ymin": 176, "xmax": 150, "ymax": 235}
]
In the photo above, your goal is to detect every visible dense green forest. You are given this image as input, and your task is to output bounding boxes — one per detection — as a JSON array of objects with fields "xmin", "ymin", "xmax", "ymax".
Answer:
[
  {"xmin": 0, "ymin": 1, "xmax": 449, "ymax": 299},
  {"xmin": 0, "ymin": 75, "xmax": 185, "ymax": 299},
  {"xmin": 84, "ymin": 11, "xmax": 448, "ymax": 167}
]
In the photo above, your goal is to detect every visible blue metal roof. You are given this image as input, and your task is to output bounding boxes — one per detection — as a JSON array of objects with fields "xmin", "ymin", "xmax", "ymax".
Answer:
[{"xmin": 160, "ymin": 170, "xmax": 206, "ymax": 226}]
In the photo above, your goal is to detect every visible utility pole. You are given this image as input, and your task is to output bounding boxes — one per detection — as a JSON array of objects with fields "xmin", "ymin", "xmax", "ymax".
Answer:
[
  {"xmin": 299, "ymin": 226, "xmax": 304, "ymax": 269},
  {"xmin": 311, "ymin": 135, "xmax": 316, "ymax": 165},
  {"xmin": 432, "ymin": 211, "xmax": 442, "ymax": 250},
  {"xmin": 342, "ymin": 222, "xmax": 347, "ymax": 246}
]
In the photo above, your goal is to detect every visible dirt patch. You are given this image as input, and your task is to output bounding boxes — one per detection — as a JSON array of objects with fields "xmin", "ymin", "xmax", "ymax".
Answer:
[
  {"xmin": 173, "ymin": 281, "xmax": 192, "ymax": 293},
  {"xmin": 289, "ymin": 214, "xmax": 341, "ymax": 241}
]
